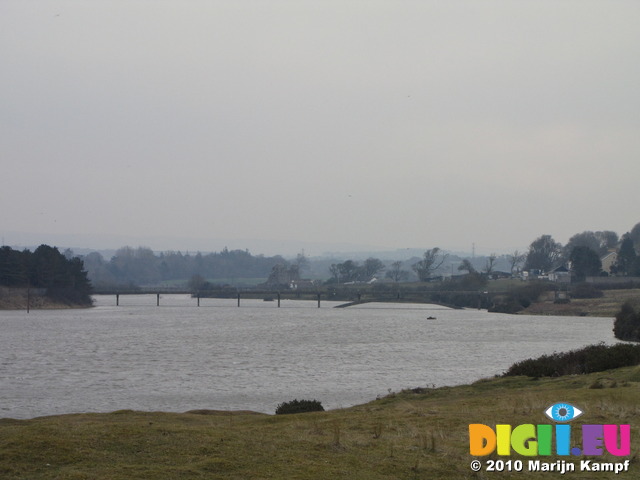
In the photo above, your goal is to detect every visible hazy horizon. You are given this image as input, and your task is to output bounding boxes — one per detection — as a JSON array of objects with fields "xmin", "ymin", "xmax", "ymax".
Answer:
[
  {"xmin": 2, "ymin": 1, "xmax": 639, "ymax": 258},
  {"xmin": 2, "ymin": 225, "xmax": 636, "ymax": 261},
  {"xmin": 0, "ymin": 228, "xmax": 500, "ymax": 259}
]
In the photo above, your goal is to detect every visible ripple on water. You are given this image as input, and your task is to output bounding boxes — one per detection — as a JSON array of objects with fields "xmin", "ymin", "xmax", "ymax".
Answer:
[{"xmin": 0, "ymin": 296, "xmax": 617, "ymax": 418}]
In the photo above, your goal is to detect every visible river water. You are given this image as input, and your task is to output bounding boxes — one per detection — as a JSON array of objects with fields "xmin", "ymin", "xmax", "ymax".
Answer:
[{"xmin": 0, "ymin": 294, "xmax": 617, "ymax": 419}]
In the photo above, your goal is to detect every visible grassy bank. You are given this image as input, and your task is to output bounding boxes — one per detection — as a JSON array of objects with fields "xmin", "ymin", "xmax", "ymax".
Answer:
[
  {"xmin": 1, "ymin": 367, "xmax": 639, "ymax": 479},
  {"xmin": 521, "ymin": 288, "xmax": 640, "ymax": 317},
  {"xmin": 0, "ymin": 287, "xmax": 92, "ymax": 310}
]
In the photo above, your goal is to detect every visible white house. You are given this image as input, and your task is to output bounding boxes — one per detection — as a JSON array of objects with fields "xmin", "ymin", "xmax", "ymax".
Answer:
[
  {"xmin": 548, "ymin": 265, "xmax": 571, "ymax": 283},
  {"xmin": 601, "ymin": 251, "xmax": 618, "ymax": 274}
]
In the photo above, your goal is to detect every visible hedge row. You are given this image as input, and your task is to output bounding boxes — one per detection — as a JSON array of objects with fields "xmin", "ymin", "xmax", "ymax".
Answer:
[{"xmin": 503, "ymin": 343, "xmax": 640, "ymax": 378}]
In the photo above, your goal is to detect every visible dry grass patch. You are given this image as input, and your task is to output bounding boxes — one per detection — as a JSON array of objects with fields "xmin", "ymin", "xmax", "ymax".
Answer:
[{"xmin": 522, "ymin": 288, "xmax": 640, "ymax": 317}]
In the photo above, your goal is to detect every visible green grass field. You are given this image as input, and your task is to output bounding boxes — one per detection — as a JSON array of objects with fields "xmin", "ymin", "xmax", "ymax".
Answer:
[{"xmin": 2, "ymin": 366, "xmax": 638, "ymax": 479}]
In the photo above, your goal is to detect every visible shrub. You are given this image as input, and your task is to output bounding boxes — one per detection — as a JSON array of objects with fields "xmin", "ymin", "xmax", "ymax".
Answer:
[
  {"xmin": 553, "ymin": 298, "xmax": 570, "ymax": 304},
  {"xmin": 571, "ymin": 283, "xmax": 604, "ymax": 299},
  {"xmin": 489, "ymin": 281, "xmax": 553, "ymax": 314},
  {"xmin": 489, "ymin": 297, "xmax": 524, "ymax": 314},
  {"xmin": 614, "ymin": 302, "xmax": 640, "ymax": 341},
  {"xmin": 275, "ymin": 399, "xmax": 324, "ymax": 415},
  {"xmin": 503, "ymin": 343, "xmax": 640, "ymax": 378}
]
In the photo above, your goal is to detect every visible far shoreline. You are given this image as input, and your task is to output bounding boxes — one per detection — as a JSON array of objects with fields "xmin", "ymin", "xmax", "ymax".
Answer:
[
  {"xmin": 2, "ymin": 287, "xmax": 635, "ymax": 317},
  {"xmin": 0, "ymin": 287, "xmax": 93, "ymax": 311}
]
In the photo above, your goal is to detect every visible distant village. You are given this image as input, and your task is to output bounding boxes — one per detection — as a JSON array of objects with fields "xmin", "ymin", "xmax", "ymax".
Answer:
[{"xmin": 263, "ymin": 227, "xmax": 638, "ymax": 292}]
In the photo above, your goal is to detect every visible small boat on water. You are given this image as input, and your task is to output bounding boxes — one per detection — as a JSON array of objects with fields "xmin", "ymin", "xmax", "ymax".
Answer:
[{"xmin": 427, "ymin": 316, "xmax": 436, "ymax": 320}]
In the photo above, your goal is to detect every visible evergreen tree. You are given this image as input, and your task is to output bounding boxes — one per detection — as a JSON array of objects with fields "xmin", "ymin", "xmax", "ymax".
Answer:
[
  {"xmin": 0, "ymin": 246, "xmax": 29, "ymax": 286},
  {"xmin": 617, "ymin": 235, "xmax": 637, "ymax": 276},
  {"xmin": 0, "ymin": 245, "xmax": 92, "ymax": 305}
]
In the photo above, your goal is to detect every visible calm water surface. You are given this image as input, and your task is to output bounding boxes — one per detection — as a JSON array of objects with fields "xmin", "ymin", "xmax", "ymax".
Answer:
[{"xmin": 0, "ymin": 295, "xmax": 617, "ymax": 419}]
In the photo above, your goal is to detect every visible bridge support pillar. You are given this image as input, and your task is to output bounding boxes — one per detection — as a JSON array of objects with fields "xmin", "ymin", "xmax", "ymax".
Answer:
[
  {"xmin": 116, "ymin": 294, "xmax": 119, "ymax": 306},
  {"xmin": 157, "ymin": 293, "xmax": 160, "ymax": 306},
  {"xmin": 277, "ymin": 292, "xmax": 281, "ymax": 307},
  {"xmin": 317, "ymin": 293, "xmax": 321, "ymax": 308},
  {"xmin": 237, "ymin": 292, "xmax": 240, "ymax": 307}
]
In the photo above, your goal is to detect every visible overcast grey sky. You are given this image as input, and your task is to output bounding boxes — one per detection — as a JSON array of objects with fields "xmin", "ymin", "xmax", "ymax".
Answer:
[{"xmin": 2, "ymin": 1, "xmax": 639, "ymax": 256}]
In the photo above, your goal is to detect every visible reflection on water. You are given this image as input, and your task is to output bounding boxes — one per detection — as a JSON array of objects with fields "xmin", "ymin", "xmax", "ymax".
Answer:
[{"xmin": 0, "ymin": 295, "xmax": 616, "ymax": 419}]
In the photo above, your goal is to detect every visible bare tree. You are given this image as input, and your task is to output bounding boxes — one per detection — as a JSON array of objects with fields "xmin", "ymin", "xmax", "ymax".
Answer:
[
  {"xmin": 337, "ymin": 260, "xmax": 360, "ymax": 282},
  {"xmin": 507, "ymin": 250, "xmax": 526, "ymax": 275},
  {"xmin": 329, "ymin": 264, "xmax": 340, "ymax": 283},
  {"xmin": 484, "ymin": 253, "xmax": 497, "ymax": 275},
  {"xmin": 412, "ymin": 248, "xmax": 447, "ymax": 282},
  {"xmin": 362, "ymin": 257, "xmax": 385, "ymax": 280},
  {"xmin": 386, "ymin": 261, "xmax": 409, "ymax": 282},
  {"xmin": 294, "ymin": 252, "xmax": 309, "ymax": 273},
  {"xmin": 458, "ymin": 259, "xmax": 476, "ymax": 274}
]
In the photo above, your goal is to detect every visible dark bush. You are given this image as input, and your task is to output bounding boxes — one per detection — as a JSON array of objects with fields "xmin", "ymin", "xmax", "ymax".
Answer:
[
  {"xmin": 427, "ymin": 273, "xmax": 490, "ymax": 309},
  {"xmin": 553, "ymin": 298, "xmax": 570, "ymax": 305},
  {"xmin": 489, "ymin": 281, "xmax": 554, "ymax": 314},
  {"xmin": 589, "ymin": 280, "xmax": 640, "ymax": 290},
  {"xmin": 504, "ymin": 343, "xmax": 640, "ymax": 378},
  {"xmin": 518, "ymin": 281, "xmax": 556, "ymax": 301},
  {"xmin": 431, "ymin": 292, "xmax": 489, "ymax": 309},
  {"xmin": 275, "ymin": 399, "xmax": 324, "ymax": 415},
  {"xmin": 571, "ymin": 283, "xmax": 604, "ymax": 299},
  {"xmin": 489, "ymin": 296, "xmax": 524, "ymax": 314},
  {"xmin": 614, "ymin": 302, "xmax": 640, "ymax": 342}
]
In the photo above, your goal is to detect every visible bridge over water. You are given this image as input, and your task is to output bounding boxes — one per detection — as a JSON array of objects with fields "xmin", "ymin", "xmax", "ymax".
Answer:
[
  {"xmin": 92, "ymin": 287, "xmax": 501, "ymax": 309},
  {"xmin": 92, "ymin": 288, "xmax": 326, "ymax": 307}
]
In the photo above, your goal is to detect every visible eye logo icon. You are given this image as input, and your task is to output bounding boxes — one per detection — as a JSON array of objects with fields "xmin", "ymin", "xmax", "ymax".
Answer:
[{"xmin": 544, "ymin": 403, "xmax": 583, "ymax": 422}]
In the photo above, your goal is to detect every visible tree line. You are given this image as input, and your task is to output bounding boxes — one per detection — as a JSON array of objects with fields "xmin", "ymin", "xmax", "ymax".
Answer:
[
  {"xmin": 16, "ymin": 220, "xmax": 638, "ymax": 295},
  {"xmin": 326, "ymin": 222, "xmax": 640, "ymax": 286},
  {"xmin": 83, "ymin": 246, "xmax": 289, "ymax": 288},
  {"xmin": 0, "ymin": 245, "xmax": 92, "ymax": 305},
  {"xmin": 521, "ymin": 222, "xmax": 640, "ymax": 279}
]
